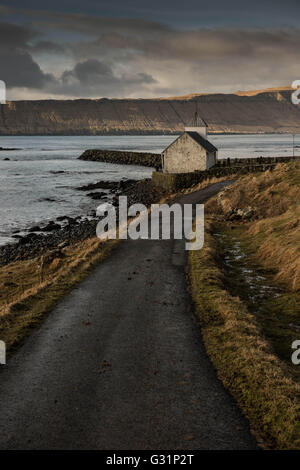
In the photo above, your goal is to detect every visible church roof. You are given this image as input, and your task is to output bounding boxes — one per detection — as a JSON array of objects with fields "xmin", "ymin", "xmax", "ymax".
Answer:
[
  {"xmin": 186, "ymin": 131, "xmax": 218, "ymax": 153},
  {"xmin": 161, "ymin": 130, "xmax": 217, "ymax": 154}
]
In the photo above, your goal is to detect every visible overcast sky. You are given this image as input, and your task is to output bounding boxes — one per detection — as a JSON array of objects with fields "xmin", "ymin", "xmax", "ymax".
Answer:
[{"xmin": 1, "ymin": 1, "xmax": 300, "ymax": 100}]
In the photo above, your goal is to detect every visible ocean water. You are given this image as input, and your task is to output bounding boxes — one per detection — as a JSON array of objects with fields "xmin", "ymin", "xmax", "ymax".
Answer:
[{"xmin": 0, "ymin": 134, "xmax": 299, "ymax": 245}]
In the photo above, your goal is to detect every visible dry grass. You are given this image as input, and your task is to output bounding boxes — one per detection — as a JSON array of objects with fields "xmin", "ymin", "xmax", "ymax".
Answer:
[
  {"xmin": 189, "ymin": 225, "xmax": 300, "ymax": 449},
  {"xmin": 183, "ymin": 174, "xmax": 233, "ymax": 194},
  {"xmin": 189, "ymin": 161, "xmax": 300, "ymax": 448},
  {"xmin": 206, "ymin": 162, "xmax": 300, "ymax": 291}
]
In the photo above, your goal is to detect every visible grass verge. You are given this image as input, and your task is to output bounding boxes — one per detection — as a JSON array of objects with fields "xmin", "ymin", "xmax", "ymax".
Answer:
[
  {"xmin": 188, "ymin": 162, "xmax": 300, "ymax": 449},
  {"xmin": 189, "ymin": 225, "xmax": 300, "ymax": 449}
]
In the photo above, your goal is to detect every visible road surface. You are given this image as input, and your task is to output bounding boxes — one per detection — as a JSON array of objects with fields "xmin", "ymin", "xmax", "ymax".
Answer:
[{"xmin": 0, "ymin": 182, "xmax": 256, "ymax": 450}]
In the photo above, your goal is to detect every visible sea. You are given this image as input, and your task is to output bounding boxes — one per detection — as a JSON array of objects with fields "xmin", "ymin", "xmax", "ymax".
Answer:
[{"xmin": 0, "ymin": 134, "xmax": 299, "ymax": 246}]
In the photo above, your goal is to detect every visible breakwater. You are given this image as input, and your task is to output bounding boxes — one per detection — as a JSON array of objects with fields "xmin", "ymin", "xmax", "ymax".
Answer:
[
  {"xmin": 79, "ymin": 150, "xmax": 299, "ymax": 170},
  {"xmin": 79, "ymin": 149, "xmax": 161, "ymax": 168}
]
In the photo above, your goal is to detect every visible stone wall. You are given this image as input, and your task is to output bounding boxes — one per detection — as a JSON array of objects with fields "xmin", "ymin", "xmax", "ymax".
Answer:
[
  {"xmin": 152, "ymin": 159, "xmax": 299, "ymax": 191},
  {"xmin": 79, "ymin": 149, "xmax": 161, "ymax": 168},
  {"xmin": 217, "ymin": 156, "xmax": 300, "ymax": 167},
  {"xmin": 79, "ymin": 150, "xmax": 300, "ymax": 178}
]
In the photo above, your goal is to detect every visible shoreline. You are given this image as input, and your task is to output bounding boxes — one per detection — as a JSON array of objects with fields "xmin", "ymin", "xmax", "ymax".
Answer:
[
  {"xmin": 2, "ymin": 152, "xmax": 299, "ymax": 265},
  {"xmin": 0, "ymin": 178, "xmax": 167, "ymax": 266}
]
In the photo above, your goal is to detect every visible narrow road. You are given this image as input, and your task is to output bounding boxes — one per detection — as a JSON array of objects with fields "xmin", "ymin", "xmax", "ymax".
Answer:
[{"xmin": 0, "ymin": 182, "xmax": 256, "ymax": 450}]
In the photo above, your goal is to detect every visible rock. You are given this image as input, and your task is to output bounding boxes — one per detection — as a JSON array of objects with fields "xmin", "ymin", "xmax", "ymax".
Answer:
[
  {"xmin": 87, "ymin": 210, "xmax": 96, "ymax": 217},
  {"xmin": 76, "ymin": 181, "xmax": 116, "ymax": 191},
  {"xmin": 76, "ymin": 179, "xmax": 136, "ymax": 192},
  {"xmin": 3, "ymin": 158, "xmax": 10, "ymax": 161},
  {"xmin": 226, "ymin": 206, "xmax": 255, "ymax": 220},
  {"xmin": 242, "ymin": 206, "xmax": 254, "ymax": 219},
  {"xmin": 28, "ymin": 225, "xmax": 42, "ymax": 232},
  {"xmin": 87, "ymin": 191, "xmax": 107, "ymax": 200},
  {"xmin": 117, "ymin": 179, "xmax": 135, "ymax": 190},
  {"xmin": 42, "ymin": 221, "xmax": 61, "ymax": 232},
  {"xmin": 289, "ymin": 323, "xmax": 300, "ymax": 331},
  {"xmin": 18, "ymin": 233, "xmax": 39, "ymax": 244}
]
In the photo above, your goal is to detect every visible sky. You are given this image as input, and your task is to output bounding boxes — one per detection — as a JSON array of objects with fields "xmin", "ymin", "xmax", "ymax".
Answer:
[{"xmin": 0, "ymin": 0, "xmax": 300, "ymax": 100}]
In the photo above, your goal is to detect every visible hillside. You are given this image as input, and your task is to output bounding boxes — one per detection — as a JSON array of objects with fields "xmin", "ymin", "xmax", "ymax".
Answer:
[{"xmin": 1, "ymin": 88, "xmax": 300, "ymax": 135}]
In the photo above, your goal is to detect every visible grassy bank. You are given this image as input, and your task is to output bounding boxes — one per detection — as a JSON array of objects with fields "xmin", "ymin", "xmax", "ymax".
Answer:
[{"xmin": 189, "ymin": 162, "xmax": 300, "ymax": 449}]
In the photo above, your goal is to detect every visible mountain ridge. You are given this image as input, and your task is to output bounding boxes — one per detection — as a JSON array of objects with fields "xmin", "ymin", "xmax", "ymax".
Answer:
[{"xmin": 1, "ymin": 87, "xmax": 300, "ymax": 135}]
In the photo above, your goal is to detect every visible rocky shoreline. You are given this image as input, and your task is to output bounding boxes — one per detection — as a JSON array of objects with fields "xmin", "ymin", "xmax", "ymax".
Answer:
[{"xmin": 0, "ymin": 178, "xmax": 167, "ymax": 266}]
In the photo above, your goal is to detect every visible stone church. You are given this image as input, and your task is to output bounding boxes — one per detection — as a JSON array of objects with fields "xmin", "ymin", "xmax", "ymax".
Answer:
[{"xmin": 161, "ymin": 114, "xmax": 218, "ymax": 173}]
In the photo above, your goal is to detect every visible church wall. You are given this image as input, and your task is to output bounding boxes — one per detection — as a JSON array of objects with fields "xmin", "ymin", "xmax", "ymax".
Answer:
[
  {"xmin": 207, "ymin": 151, "xmax": 217, "ymax": 169},
  {"xmin": 162, "ymin": 133, "xmax": 207, "ymax": 173}
]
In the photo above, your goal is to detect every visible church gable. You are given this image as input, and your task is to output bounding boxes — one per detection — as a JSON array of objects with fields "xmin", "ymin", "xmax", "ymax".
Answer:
[{"xmin": 162, "ymin": 132, "xmax": 208, "ymax": 173}]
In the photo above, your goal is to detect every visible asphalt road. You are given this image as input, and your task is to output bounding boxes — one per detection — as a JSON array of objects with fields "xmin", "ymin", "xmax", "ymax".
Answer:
[{"xmin": 0, "ymin": 182, "xmax": 257, "ymax": 450}]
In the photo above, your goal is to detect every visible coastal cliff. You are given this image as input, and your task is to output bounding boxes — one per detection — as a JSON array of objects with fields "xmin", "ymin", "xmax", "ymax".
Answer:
[{"xmin": 1, "ymin": 88, "xmax": 300, "ymax": 135}]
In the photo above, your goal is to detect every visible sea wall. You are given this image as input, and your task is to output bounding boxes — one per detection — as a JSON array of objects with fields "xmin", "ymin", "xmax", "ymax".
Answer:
[{"xmin": 79, "ymin": 149, "xmax": 161, "ymax": 168}]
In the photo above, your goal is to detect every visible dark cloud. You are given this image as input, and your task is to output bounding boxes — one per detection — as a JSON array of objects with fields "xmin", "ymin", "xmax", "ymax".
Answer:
[
  {"xmin": 0, "ymin": 49, "xmax": 54, "ymax": 88},
  {"xmin": 0, "ymin": 21, "xmax": 37, "ymax": 45},
  {"xmin": 2, "ymin": 0, "xmax": 300, "ymax": 28},
  {"xmin": 62, "ymin": 60, "xmax": 116, "ymax": 84},
  {"xmin": 60, "ymin": 59, "xmax": 156, "ymax": 96},
  {"xmin": 0, "ymin": 22, "xmax": 55, "ymax": 88},
  {"xmin": 0, "ymin": 5, "xmax": 300, "ymax": 99}
]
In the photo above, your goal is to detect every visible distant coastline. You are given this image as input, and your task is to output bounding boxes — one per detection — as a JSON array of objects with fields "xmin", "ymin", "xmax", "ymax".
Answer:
[
  {"xmin": 0, "ymin": 131, "xmax": 298, "ymax": 137},
  {"xmin": 1, "ymin": 87, "xmax": 300, "ymax": 136}
]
